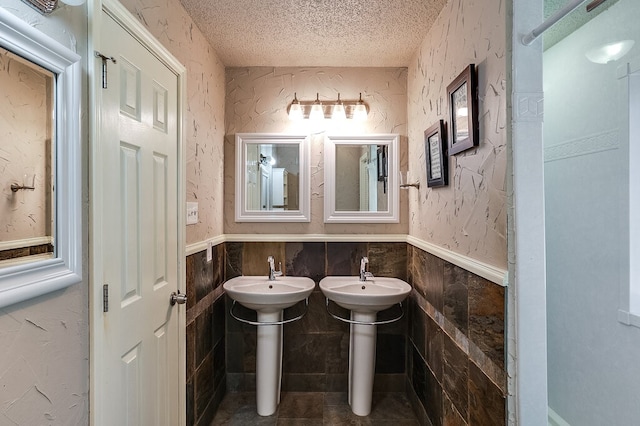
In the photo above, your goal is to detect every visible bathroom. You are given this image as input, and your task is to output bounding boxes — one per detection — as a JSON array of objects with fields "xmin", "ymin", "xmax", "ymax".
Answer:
[{"xmin": 1, "ymin": 0, "xmax": 638, "ymax": 424}]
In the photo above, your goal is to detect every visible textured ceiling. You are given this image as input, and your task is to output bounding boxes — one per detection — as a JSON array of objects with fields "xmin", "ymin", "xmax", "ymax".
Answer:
[
  {"xmin": 178, "ymin": 0, "xmax": 447, "ymax": 67},
  {"xmin": 177, "ymin": 0, "xmax": 617, "ymax": 67},
  {"xmin": 543, "ymin": 0, "xmax": 619, "ymax": 49}
]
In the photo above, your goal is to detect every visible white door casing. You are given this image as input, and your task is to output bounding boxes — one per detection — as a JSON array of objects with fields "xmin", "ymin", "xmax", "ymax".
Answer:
[{"xmin": 90, "ymin": 1, "xmax": 186, "ymax": 425}]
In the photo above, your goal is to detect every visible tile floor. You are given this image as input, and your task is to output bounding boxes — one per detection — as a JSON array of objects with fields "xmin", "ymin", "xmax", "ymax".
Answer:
[{"xmin": 210, "ymin": 391, "xmax": 421, "ymax": 425}]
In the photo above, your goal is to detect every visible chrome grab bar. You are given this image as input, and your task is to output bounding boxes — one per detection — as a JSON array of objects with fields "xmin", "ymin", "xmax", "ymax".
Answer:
[
  {"xmin": 324, "ymin": 298, "xmax": 404, "ymax": 326},
  {"xmin": 229, "ymin": 298, "xmax": 309, "ymax": 326}
]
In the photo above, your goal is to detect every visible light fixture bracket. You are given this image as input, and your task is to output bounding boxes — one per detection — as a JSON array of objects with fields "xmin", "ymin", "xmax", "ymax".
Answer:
[{"xmin": 288, "ymin": 94, "xmax": 369, "ymax": 120}]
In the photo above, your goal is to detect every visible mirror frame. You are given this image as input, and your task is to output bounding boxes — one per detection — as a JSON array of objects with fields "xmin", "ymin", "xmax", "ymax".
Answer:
[
  {"xmin": 235, "ymin": 133, "xmax": 310, "ymax": 222},
  {"xmin": 324, "ymin": 134, "xmax": 399, "ymax": 223},
  {"xmin": 0, "ymin": 9, "xmax": 82, "ymax": 307}
]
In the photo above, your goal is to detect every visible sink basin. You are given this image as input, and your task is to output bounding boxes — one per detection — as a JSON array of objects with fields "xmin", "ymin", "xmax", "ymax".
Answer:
[
  {"xmin": 223, "ymin": 275, "xmax": 315, "ymax": 313},
  {"xmin": 319, "ymin": 276, "xmax": 411, "ymax": 313}
]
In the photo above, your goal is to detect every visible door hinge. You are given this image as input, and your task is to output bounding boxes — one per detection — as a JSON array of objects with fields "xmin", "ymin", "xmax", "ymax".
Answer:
[
  {"xmin": 103, "ymin": 284, "xmax": 109, "ymax": 312},
  {"xmin": 94, "ymin": 51, "xmax": 117, "ymax": 89}
]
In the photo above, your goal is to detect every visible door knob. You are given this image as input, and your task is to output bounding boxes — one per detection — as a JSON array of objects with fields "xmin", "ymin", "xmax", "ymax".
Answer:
[{"xmin": 170, "ymin": 290, "xmax": 187, "ymax": 306}]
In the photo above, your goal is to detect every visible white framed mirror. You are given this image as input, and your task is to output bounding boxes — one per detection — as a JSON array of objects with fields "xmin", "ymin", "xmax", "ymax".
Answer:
[
  {"xmin": 0, "ymin": 9, "xmax": 82, "ymax": 307},
  {"xmin": 235, "ymin": 133, "xmax": 310, "ymax": 222},
  {"xmin": 324, "ymin": 134, "xmax": 399, "ymax": 223}
]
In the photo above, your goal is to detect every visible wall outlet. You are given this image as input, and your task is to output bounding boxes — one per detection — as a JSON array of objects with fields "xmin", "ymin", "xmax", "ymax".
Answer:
[{"xmin": 186, "ymin": 202, "xmax": 198, "ymax": 225}]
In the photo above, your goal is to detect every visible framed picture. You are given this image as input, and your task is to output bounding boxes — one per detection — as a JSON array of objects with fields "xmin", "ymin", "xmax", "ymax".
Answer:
[
  {"xmin": 424, "ymin": 120, "xmax": 448, "ymax": 187},
  {"xmin": 447, "ymin": 64, "xmax": 478, "ymax": 155}
]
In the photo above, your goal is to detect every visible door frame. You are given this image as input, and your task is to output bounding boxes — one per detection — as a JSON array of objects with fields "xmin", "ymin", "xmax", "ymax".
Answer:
[{"xmin": 88, "ymin": 0, "xmax": 187, "ymax": 424}]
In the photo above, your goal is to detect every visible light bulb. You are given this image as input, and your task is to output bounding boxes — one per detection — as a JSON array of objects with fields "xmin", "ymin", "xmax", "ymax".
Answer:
[
  {"xmin": 353, "ymin": 93, "xmax": 368, "ymax": 121},
  {"xmin": 288, "ymin": 93, "xmax": 304, "ymax": 120},
  {"xmin": 332, "ymin": 93, "xmax": 346, "ymax": 120},
  {"xmin": 309, "ymin": 93, "xmax": 324, "ymax": 121}
]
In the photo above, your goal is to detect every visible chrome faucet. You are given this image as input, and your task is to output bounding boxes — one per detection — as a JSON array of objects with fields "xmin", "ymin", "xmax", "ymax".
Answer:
[
  {"xmin": 359, "ymin": 256, "xmax": 374, "ymax": 281},
  {"xmin": 267, "ymin": 255, "xmax": 283, "ymax": 281}
]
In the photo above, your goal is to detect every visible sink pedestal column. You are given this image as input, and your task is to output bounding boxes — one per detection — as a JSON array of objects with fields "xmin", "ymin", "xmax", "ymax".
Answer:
[
  {"xmin": 348, "ymin": 311, "xmax": 377, "ymax": 416},
  {"xmin": 256, "ymin": 311, "xmax": 283, "ymax": 416}
]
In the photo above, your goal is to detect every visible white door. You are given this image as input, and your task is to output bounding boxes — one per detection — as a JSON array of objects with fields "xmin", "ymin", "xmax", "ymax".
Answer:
[
  {"xmin": 92, "ymin": 4, "xmax": 185, "ymax": 425},
  {"xmin": 246, "ymin": 144, "xmax": 259, "ymax": 210}
]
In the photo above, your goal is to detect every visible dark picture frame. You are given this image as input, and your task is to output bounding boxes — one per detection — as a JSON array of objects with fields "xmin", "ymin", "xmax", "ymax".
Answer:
[
  {"xmin": 424, "ymin": 120, "xmax": 448, "ymax": 187},
  {"xmin": 447, "ymin": 64, "xmax": 479, "ymax": 155}
]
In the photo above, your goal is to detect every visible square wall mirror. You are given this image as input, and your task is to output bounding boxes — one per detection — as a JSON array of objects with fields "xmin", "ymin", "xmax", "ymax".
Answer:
[
  {"xmin": 0, "ymin": 9, "xmax": 82, "ymax": 307},
  {"xmin": 324, "ymin": 134, "xmax": 399, "ymax": 223},
  {"xmin": 235, "ymin": 133, "xmax": 310, "ymax": 222}
]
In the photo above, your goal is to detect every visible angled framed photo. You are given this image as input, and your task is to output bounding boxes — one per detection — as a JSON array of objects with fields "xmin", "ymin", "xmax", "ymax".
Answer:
[
  {"xmin": 447, "ymin": 64, "xmax": 479, "ymax": 155},
  {"xmin": 424, "ymin": 120, "xmax": 448, "ymax": 187}
]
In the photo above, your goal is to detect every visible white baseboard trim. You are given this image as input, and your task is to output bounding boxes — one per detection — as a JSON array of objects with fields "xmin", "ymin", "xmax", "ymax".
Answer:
[
  {"xmin": 223, "ymin": 233, "xmax": 408, "ymax": 242},
  {"xmin": 407, "ymin": 235, "xmax": 507, "ymax": 286},
  {"xmin": 185, "ymin": 235, "xmax": 225, "ymax": 256},
  {"xmin": 184, "ymin": 234, "xmax": 508, "ymax": 286},
  {"xmin": 548, "ymin": 407, "xmax": 571, "ymax": 426},
  {"xmin": 0, "ymin": 236, "xmax": 53, "ymax": 251}
]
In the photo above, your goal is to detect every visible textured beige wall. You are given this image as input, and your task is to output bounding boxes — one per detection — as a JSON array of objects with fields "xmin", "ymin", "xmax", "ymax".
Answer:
[
  {"xmin": 407, "ymin": 0, "xmax": 507, "ymax": 269},
  {"xmin": 224, "ymin": 67, "xmax": 409, "ymax": 235},
  {"xmin": 120, "ymin": 0, "xmax": 226, "ymax": 244},
  {"xmin": 0, "ymin": 2, "xmax": 88, "ymax": 424}
]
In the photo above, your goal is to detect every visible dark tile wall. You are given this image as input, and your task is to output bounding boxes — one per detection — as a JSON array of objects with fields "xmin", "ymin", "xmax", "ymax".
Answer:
[
  {"xmin": 185, "ymin": 245, "xmax": 226, "ymax": 426},
  {"xmin": 185, "ymin": 240, "xmax": 506, "ymax": 425},
  {"xmin": 225, "ymin": 241, "xmax": 408, "ymax": 394},
  {"xmin": 407, "ymin": 245, "xmax": 506, "ymax": 426}
]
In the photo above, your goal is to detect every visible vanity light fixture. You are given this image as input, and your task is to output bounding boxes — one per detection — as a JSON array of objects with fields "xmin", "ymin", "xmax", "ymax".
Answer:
[{"xmin": 288, "ymin": 92, "xmax": 369, "ymax": 120}]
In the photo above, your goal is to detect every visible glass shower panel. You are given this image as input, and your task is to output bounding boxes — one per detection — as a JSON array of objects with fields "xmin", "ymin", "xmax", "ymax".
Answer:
[{"xmin": 543, "ymin": 0, "xmax": 640, "ymax": 424}]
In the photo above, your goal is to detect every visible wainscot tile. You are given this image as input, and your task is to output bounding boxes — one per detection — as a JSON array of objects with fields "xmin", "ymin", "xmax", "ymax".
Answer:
[
  {"xmin": 194, "ymin": 352, "xmax": 214, "ymax": 421},
  {"xmin": 443, "ymin": 334, "xmax": 469, "ymax": 419},
  {"xmin": 282, "ymin": 333, "xmax": 326, "ymax": 374},
  {"xmin": 242, "ymin": 242, "xmax": 285, "ymax": 275},
  {"xmin": 426, "ymin": 314, "xmax": 444, "ymax": 383},
  {"xmin": 443, "ymin": 263, "xmax": 469, "ymax": 335},
  {"xmin": 285, "ymin": 242, "xmax": 326, "ymax": 282},
  {"xmin": 443, "ymin": 392, "xmax": 467, "ymax": 426},
  {"xmin": 468, "ymin": 362, "xmax": 506, "ymax": 426},
  {"xmin": 368, "ymin": 242, "xmax": 408, "ymax": 280},
  {"xmin": 469, "ymin": 276, "xmax": 505, "ymax": 371},
  {"xmin": 193, "ymin": 250, "xmax": 213, "ymax": 302},
  {"xmin": 212, "ymin": 243, "xmax": 225, "ymax": 289},
  {"xmin": 224, "ymin": 241, "xmax": 243, "ymax": 280},
  {"xmin": 326, "ymin": 242, "xmax": 368, "ymax": 275},
  {"xmin": 195, "ymin": 305, "xmax": 212, "ymax": 368}
]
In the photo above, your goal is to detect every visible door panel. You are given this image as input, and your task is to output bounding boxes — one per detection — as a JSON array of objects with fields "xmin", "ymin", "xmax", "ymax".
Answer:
[{"xmin": 95, "ymin": 10, "xmax": 180, "ymax": 426}]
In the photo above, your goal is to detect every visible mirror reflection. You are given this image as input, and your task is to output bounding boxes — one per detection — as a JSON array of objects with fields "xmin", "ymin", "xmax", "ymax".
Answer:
[
  {"xmin": 335, "ymin": 145, "xmax": 388, "ymax": 212},
  {"xmin": 235, "ymin": 133, "xmax": 310, "ymax": 222},
  {"xmin": 0, "ymin": 46, "xmax": 55, "ymax": 267},
  {"xmin": 324, "ymin": 134, "xmax": 399, "ymax": 223},
  {"xmin": 245, "ymin": 143, "xmax": 299, "ymax": 211}
]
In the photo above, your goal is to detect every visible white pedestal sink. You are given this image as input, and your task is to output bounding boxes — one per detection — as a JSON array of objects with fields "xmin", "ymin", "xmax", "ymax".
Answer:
[
  {"xmin": 223, "ymin": 275, "xmax": 315, "ymax": 416},
  {"xmin": 319, "ymin": 276, "xmax": 411, "ymax": 416}
]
